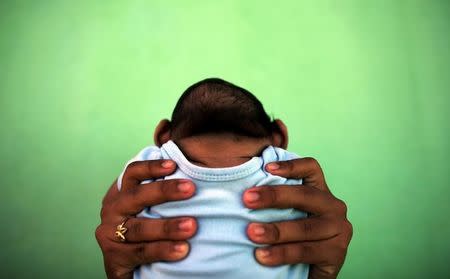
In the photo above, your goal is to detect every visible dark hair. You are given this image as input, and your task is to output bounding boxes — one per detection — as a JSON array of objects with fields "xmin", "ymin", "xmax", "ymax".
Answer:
[{"xmin": 171, "ymin": 78, "xmax": 274, "ymax": 140}]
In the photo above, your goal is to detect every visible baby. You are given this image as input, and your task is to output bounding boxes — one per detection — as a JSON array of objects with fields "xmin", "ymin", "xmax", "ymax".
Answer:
[{"xmin": 118, "ymin": 78, "xmax": 308, "ymax": 279}]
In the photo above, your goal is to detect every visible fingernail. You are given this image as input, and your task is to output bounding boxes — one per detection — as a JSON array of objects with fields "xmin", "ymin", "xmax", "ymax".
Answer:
[
  {"xmin": 178, "ymin": 219, "xmax": 193, "ymax": 231},
  {"xmin": 256, "ymin": 248, "xmax": 271, "ymax": 259},
  {"xmin": 162, "ymin": 160, "xmax": 175, "ymax": 168},
  {"xmin": 178, "ymin": 181, "xmax": 193, "ymax": 193},
  {"xmin": 245, "ymin": 191, "xmax": 260, "ymax": 202},
  {"xmin": 251, "ymin": 224, "xmax": 266, "ymax": 236},
  {"xmin": 174, "ymin": 243, "xmax": 188, "ymax": 253},
  {"xmin": 266, "ymin": 163, "xmax": 280, "ymax": 171}
]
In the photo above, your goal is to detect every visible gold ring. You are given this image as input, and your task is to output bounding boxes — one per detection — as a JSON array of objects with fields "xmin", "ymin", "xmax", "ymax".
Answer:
[{"xmin": 115, "ymin": 218, "xmax": 129, "ymax": 242}]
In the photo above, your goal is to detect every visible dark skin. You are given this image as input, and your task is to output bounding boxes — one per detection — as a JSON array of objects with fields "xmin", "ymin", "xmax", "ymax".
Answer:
[
  {"xmin": 95, "ymin": 157, "xmax": 352, "ymax": 279},
  {"xmin": 245, "ymin": 158, "xmax": 353, "ymax": 278}
]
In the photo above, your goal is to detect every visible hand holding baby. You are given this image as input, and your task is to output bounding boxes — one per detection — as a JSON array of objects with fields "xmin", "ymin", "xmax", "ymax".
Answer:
[
  {"xmin": 244, "ymin": 158, "xmax": 352, "ymax": 278},
  {"xmin": 96, "ymin": 158, "xmax": 351, "ymax": 279}
]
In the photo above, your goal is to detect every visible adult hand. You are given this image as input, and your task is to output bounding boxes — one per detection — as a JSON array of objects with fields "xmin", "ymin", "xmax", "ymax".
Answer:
[
  {"xmin": 95, "ymin": 160, "xmax": 198, "ymax": 279},
  {"xmin": 244, "ymin": 158, "xmax": 353, "ymax": 279}
]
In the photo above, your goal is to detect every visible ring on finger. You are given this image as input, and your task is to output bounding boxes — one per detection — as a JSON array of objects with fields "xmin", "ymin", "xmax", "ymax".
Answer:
[{"xmin": 115, "ymin": 217, "xmax": 130, "ymax": 242}]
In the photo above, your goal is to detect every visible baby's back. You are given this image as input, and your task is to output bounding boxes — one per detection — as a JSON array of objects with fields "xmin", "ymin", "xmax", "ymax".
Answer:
[{"xmin": 118, "ymin": 140, "xmax": 309, "ymax": 279}]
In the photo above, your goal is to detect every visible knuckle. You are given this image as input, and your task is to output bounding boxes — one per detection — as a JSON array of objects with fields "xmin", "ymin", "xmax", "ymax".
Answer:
[
  {"xmin": 298, "ymin": 186, "xmax": 312, "ymax": 201},
  {"xmin": 284, "ymin": 160, "xmax": 295, "ymax": 173},
  {"xmin": 114, "ymin": 197, "xmax": 130, "ymax": 215},
  {"xmin": 301, "ymin": 220, "xmax": 313, "ymax": 238},
  {"xmin": 329, "ymin": 238, "xmax": 349, "ymax": 258},
  {"xmin": 304, "ymin": 157, "xmax": 319, "ymax": 169},
  {"xmin": 277, "ymin": 243, "xmax": 311, "ymax": 264},
  {"xmin": 163, "ymin": 220, "xmax": 172, "ymax": 236},
  {"xmin": 99, "ymin": 206, "xmax": 106, "ymax": 219},
  {"xmin": 343, "ymin": 219, "xmax": 352, "ymax": 231},
  {"xmin": 338, "ymin": 241, "xmax": 350, "ymax": 254},
  {"xmin": 128, "ymin": 186, "xmax": 140, "ymax": 200},
  {"xmin": 154, "ymin": 180, "xmax": 176, "ymax": 202},
  {"xmin": 100, "ymin": 204, "xmax": 113, "ymax": 221},
  {"xmin": 299, "ymin": 244, "xmax": 312, "ymax": 260},
  {"xmin": 144, "ymin": 160, "xmax": 159, "ymax": 175},
  {"xmin": 127, "ymin": 160, "xmax": 141, "ymax": 170},
  {"xmin": 283, "ymin": 244, "xmax": 306, "ymax": 264},
  {"xmin": 161, "ymin": 180, "xmax": 175, "ymax": 198},
  {"xmin": 152, "ymin": 182, "xmax": 166, "ymax": 201},
  {"xmin": 124, "ymin": 161, "xmax": 139, "ymax": 178},
  {"xmin": 143, "ymin": 160, "xmax": 153, "ymax": 170},
  {"xmin": 135, "ymin": 243, "xmax": 152, "ymax": 263},
  {"xmin": 334, "ymin": 198, "xmax": 348, "ymax": 215},
  {"xmin": 264, "ymin": 186, "xmax": 279, "ymax": 206},
  {"xmin": 270, "ymin": 224, "xmax": 281, "ymax": 242},
  {"xmin": 137, "ymin": 242, "xmax": 179, "ymax": 263},
  {"xmin": 131, "ymin": 220, "xmax": 143, "ymax": 238},
  {"xmin": 280, "ymin": 246, "xmax": 289, "ymax": 264},
  {"xmin": 103, "ymin": 242, "xmax": 117, "ymax": 255},
  {"xmin": 343, "ymin": 219, "xmax": 354, "ymax": 240},
  {"xmin": 94, "ymin": 225, "xmax": 105, "ymax": 243},
  {"xmin": 333, "ymin": 241, "xmax": 348, "ymax": 259}
]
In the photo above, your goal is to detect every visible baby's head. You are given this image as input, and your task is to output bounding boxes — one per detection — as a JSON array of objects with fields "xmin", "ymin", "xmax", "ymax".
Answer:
[{"xmin": 154, "ymin": 78, "xmax": 288, "ymax": 165}]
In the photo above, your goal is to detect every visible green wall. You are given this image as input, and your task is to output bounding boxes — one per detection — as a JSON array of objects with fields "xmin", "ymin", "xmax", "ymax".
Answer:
[{"xmin": 1, "ymin": 1, "xmax": 449, "ymax": 278}]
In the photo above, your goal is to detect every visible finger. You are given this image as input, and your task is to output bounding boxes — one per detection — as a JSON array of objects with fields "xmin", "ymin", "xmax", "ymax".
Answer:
[
  {"xmin": 96, "ymin": 222, "xmax": 192, "ymax": 279},
  {"xmin": 102, "ymin": 240, "xmax": 190, "ymax": 279},
  {"xmin": 132, "ymin": 240, "xmax": 191, "ymax": 264},
  {"xmin": 117, "ymin": 179, "xmax": 196, "ymax": 216},
  {"xmin": 265, "ymin": 158, "xmax": 329, "ymax": 191},
  {"xmin": 102, "ymin": 180, "xmax": 120, "ymax": 207},
  {"xmin": 243, "ymin": 185, "xmax": 340, "ymax": 215},
  {"xmin": 247, "ymin": 217, "xmax": 340, "ymax": 244},
  {"xmin": 254, "ymin": 241, "xmax": 332, "ymax": 266},
  {"xmin": 121, "ymin": 160, "xmax": 177, "ymax": 191},
  {"xmin": 118, "ymin": 217, "xmax": 197, "ymax": 243}
]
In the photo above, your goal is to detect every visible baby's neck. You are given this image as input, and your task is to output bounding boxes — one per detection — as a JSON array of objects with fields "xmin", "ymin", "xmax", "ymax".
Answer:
[{"xmin": 175, "ymin": 134, "xmax": 271, "ymax": 168}]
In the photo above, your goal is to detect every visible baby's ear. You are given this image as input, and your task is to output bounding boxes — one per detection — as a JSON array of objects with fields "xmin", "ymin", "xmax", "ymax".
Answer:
[
  {"xmin": 154, "ymin": 119, "xmax": 172, "ymax": 147},
  {"xmin": 271, "ymin": 119, "xmax": 288, "ymax": 149}
]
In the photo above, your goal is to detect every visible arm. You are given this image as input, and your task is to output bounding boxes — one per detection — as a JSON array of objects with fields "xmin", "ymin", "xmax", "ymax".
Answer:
[
  {"xmin": 244, "ymin": 158, "xmax": 353, "ymax": 279},
  {"xmin": 95, "ymin": 160, "xmax": 198, "ymax": 279}
]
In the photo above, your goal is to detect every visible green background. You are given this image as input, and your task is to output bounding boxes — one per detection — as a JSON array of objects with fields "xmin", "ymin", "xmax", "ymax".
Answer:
[{"xmin": 1, "ymin": 0, "xmax": 449, "ymax": 278}]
